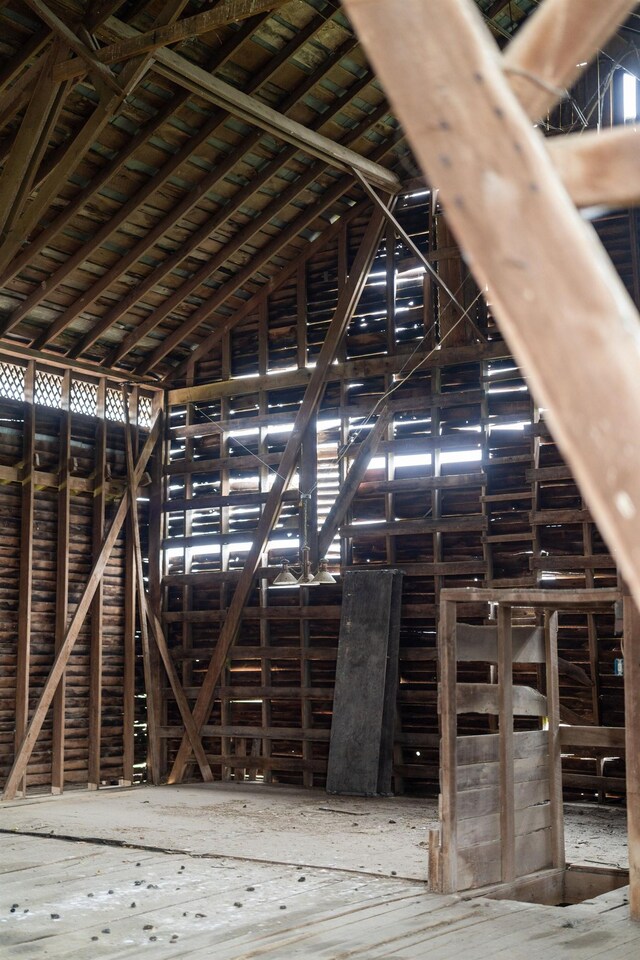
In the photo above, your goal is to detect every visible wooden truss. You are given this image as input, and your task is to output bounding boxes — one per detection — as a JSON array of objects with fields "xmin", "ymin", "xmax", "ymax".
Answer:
[{"xmin": 342, "ymin": 0, "xmax": 640, "ymax": 920}]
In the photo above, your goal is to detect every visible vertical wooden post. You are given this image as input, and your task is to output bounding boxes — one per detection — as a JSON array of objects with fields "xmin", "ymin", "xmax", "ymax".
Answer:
[
  {"xmin": 545, "ymin": 610, "xmax": 565, "ymax": 870},
  {"xmin": 15, "ymin": 361, "xmax": 36, "ymax": 798},
  {"xmin": 623, "ymin": 590, "xmax": 640, "ymax": 921},
  {"xmin": 497, "ymin": 603, "xmax": 515, "ymax": 882},
  {"xmin": 52, "ymin": 370, "xmax": 71, "ymax": 794},
  {"xmin": 147, "ymin": 390, "xmax": 166, "ymax": 777},
  {"xmin": 88, "ymin": 380, "xmax": 107, "ymax": 789},
  {"xmin": 122, "ymin": 387, "xmax": 139, "ymax": 786},
  {"xmin": 438, "ymin": 598, "xmax": 458, "ymax": 893}
]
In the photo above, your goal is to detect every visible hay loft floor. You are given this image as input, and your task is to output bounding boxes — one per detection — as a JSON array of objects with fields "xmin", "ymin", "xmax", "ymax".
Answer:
[{"xmin": 0, "ymin": 784, "xmax": 634, "ymax": 959}]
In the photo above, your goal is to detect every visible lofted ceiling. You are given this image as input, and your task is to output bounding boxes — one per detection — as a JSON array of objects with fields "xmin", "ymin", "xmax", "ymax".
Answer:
[{"xmin": 0, "ymin": 0, "xmax": 632, "ymax": 385}]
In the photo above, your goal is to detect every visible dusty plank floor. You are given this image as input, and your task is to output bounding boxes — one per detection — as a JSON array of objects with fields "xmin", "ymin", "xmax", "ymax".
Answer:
[
  {"xmin": 0, "ymin": 783, "xmax": 629, "ymax": 879},
  {"xmin": 1, "ymin": 832, "xmax": 638, "ymax": 960},
  {"xmin": 0, "ymin": 785, "xmax": 635, "ymax": 958}
]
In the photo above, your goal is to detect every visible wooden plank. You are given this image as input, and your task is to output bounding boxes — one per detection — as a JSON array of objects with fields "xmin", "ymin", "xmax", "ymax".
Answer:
[
  {"xmin": 167, "ymin": 205, "xmax": 391, "ymax": 785},
  {"xmin": 498, "ymin": 604, "xmax": 515, "ymax": 883},
  {"xmin": 441, "ymin": 588, "xmax": 621, "ymax": 608},
  {"xmin": 167, "ymin": 341, "xmax": 510, "ymax": 404},
  {"xmin": 1, "ymin": 411, "xmax": 161, "ymax": 801},
  {"xmin": 51, "ymin": 370, "xmax": 70, "ymax": 794},
  {"xmin": 318, "ymin": 408, "xmax": 391, "ymax": 559},
  {"xmin": 87, "ymin": 382, "xmax": 107, "ymax": 790},
  {"xmin": 456, "ymin": 683, "xmax": 547, "ymax": 717},
  {"xmin": 326, "ymin": 570, "xmax": 401, "ymax": 796},
  {"xmin": 623, "ymin": 589, "xmax": 640, "ymax": 920},
  {"xmin": 457, "ymin": 802, "xmax": 551, "ymax": 848},
  {"xmin": 456, "ymin": 730, "xmax": 547, "ymax": 765},
  {"xmin": 55, "ymin": 1, "xmax": 285, "ymax": 79},
  {"xmin": 457, "ymin": 829, "xmax": 552, "ymax": 891},
  {"xmin": 102, "ymin": 15, "xmax": 399, "ymax": 194},
  {"xmin": 342, "ymin": 0, "xmax": 640, "ymax": 628},
  {"xmin": 559, "ymin": 725, "xmax": 626, "ymax": 749},
  {"xmin": 547, "ymin": 126, "xmax": 640, "ymax": 211},
  {"xmin": 457, "ymin": 779, "xmax": 550, "ymax": 820},
  {"xmin": 122, "ymin": 390, "xmax": 160, "ymax": 785},
  {"xmin": 437, "ymin": 598, "xmax": 457, "ymax": 894},
  {"xmin": 456, "ymin": 623, "xmax": 544, "ymax": 663},
  {"xmin": 545, "ymin": 610, "xmax": 565, "ymax": 870},
  {"xmin": 14, "ymin": 363, "xmax": 36, "ymax": 797},
  {"xmin": 0, "ymin": 43, "xmax": 69, "ymax": 242}
]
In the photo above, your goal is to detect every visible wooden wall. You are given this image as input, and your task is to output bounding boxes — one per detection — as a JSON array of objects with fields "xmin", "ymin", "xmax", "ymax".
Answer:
[
  {"xmin": 160, "ymin": 195, "xmax": 638, "ymax": 798},
  {"xmin": 0, "ymin": 360, "xmax": 154, "ymax": 794}
]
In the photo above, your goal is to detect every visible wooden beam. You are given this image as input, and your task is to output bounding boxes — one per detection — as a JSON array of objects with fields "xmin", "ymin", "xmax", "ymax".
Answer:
[
  {"xmin": 51, "ymin": 370, "xmax": 71, "ymax": 794},
  {"xmin": 1, "ymin": 411, "xmax": 162, "ymax": 801},
  {"xmin": 545, "ymin": 611, "xmax": 565, "ymax": 870},
  {"xmin": 0, "ymin": 44, "xmax": 67, "ymax": 242},
  {"xmin": 87, "ymin": 382, "xmax": 107, "ymax": 790},
  {"xmin": 318, "ymin": 409, "xmax": 392, "ymax": 559},
  {"xmin": 343, "ymin": 0, "xmax": 640, "ymax": 644},
  {"xmin": 55, "ymin": 1, "xmax": 285, "ymax": 80},
  {"xmin": 22, "ymin": 0, "xmax": 122, "ymax": 96},
  {"xmin": 0, "ymin": 27, "xmax": 50, "ymax": 99},
  {"xmin": 0, "ymin": 13, "xmax": 261, "ymax": 291},
  {"xmin": 497, "ymin": 604, "xmax": 515, "ymax": 882},
  {"xmin": 547, "ymin": 126, "xmax": 640, "ymax": 211},
  {"xmin": 0, "ymin": 50, "xmax": 150, "ymax": 276},
  {"xmin": 122, "ymin": 391, "xmax": 160, "ymax": 784},
  {"xmin": 21, "ymin": 12, "xmax": 339, "ymax": 352},
  {"xmin": 14, "ymin": 363, "xmax": 36, "ymax": 797},
  {"xmin": 102, "ymin": 15, "xmax": 399, "ymax": 193},
  {"xmin": 624, "ymin": 589, "xmax": 640, "ymax": 920},
  {"xmin": 166, "ymin": 203, "xmax": 391, "ymax": 784},
  {"xmin": 502, "ymin": 0, "xmax": 638, "ymax": 121}
]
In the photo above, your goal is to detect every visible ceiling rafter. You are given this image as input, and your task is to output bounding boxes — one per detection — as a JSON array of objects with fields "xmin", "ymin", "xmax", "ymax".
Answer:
[
  {"xmin": 110, "ymin": 97, "xmax": 393, "ymax": 371},
  {"xmin": 0, "ymin": 11, "xmax": 265, "ymax": 291},
  {"xmin": 55, "ymin": 0, "xmax": 287, "ymax": 81},
  {"xmin": 12, "ymin": 9, "xmax": 330, "ymax": 350},
  {"xmin": 100, "ymin": 15, "xmax": 399, "ymax": 190},
  {"xmin": 0, "ymin": 0, "xmax": 192, "ymax": 275},
  {"xmin": 135, "ymin": 132, "xmax": 400, "ymax": 376}
]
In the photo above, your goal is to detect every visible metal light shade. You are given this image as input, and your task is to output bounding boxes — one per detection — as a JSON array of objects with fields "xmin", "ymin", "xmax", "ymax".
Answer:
[
  {"xmin": 311, "ymin": 560, "xmax": 336, "ymax": 584},
  {"xmin": 273, "ymin": 561, "xmax": 298, "ymax": 585}
]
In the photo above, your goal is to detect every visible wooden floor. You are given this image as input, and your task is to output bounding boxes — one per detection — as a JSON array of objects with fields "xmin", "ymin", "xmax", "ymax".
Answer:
[{"xmin": 1, "ymin": 786, "xmax": 637, "ymax": 959}]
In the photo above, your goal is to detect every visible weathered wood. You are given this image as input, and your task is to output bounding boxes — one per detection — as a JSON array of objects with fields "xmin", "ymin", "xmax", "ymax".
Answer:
[
  {"xmin": 51, "ymin": 371, "xmax": 70, "ymax": 794},
  {"xmin": 87, "ymin": 382, "xmax": 107, "ymax": 790},
  {"xmin": 22, "ymin": 0, "xmax": 122, "ymax": 96},
  {"xmin": 498, "ymin": 604, "xmax": 515, "ymax": 882},
  {"xmin": 102, "ymin": 16, "xmax": 399, "ymax": 193},
  {"xmin": 545, "ymin": 611, "xmax": 565, "ymax": 871},
  {"xmin": 326, "ymin": 570, "xmax": 402, "ymax": 796},
  {"xmin": 559, "ymin": 726, "xmax": 626, "ymax": 749},
  {"xmin": 55, "ymin": 0, "xmax": 285, "ymax": 80},
  {"xmin": 624, "ymin": 589, "xmax": 640, "ymax": 920},
  {"xmin": 437, "ymin": 599, "xmax": 457, "ymax": 894},
  {"xmin": 548, "ymin": 127, "xmax": 640, "ymax": 211},
  {"xmin": 457, "ymin": 683, "xmax": 547, "ymax": 717},
  {"xmin": 14, "ymin": 363, "xmax": 36, "ymax": 797},
  {"xmin": 122, "ymin": 390, "xmax": 160, "ymax": 785},
  {"xmin": 1, "ymin": 411, "xmax": 162, "ymax": 801},
  {"xmin": 343, "ymin": 0, "xmax": 640, "ymax": 625},
  {"xmin": 167, "ymin": 205, "xmax": 391, "ymax": 784}
]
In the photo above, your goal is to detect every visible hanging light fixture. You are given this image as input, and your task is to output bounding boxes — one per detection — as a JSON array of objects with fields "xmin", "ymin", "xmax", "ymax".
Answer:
[
  {"xmin": 273, "ymin": 560, "xmax": 298, "ymax": 585},
  {"xmin": 271, "ymin": 494, "xmax": 338, "ymax": 587},
  {"xmin": 311, "ymin": 559, "xmax": 336, "ymax": 584}
]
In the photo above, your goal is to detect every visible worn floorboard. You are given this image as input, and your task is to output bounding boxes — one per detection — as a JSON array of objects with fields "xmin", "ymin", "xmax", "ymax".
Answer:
[{"xmin": 0, "ymin": 785, "xmax": 637, "ymax": 958}]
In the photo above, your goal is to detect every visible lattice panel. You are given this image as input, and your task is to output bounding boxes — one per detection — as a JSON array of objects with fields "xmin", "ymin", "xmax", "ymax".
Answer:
[
  {"xmin": 106, "ymin": 386, "xmax": 125, "ymax": 422},
  {"xmin": 70, "ymin": 378, "xmax": 98, "ymax": 417},
  {"xmin": 35, "ymin": 370, "xmax": 63, "ymax": 409},
  {"xmin": 0, "ymin": 361, "xmax": 25, "ymax": 401},
  {"xmin": 138, "ymin": 394, "xmax": 153, "ymax": 428}
]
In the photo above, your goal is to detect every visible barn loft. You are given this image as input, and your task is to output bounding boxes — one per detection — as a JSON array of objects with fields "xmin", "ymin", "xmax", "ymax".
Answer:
[{"xmin": 2, "ymin": 0, "xmax": 640, "ymax": 955}]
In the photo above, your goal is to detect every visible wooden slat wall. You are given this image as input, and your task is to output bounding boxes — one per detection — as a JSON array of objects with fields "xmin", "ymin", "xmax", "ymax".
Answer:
[
  {"xmin": 0, "ymin": 375, "xmax": 154, "ymax": 794},
  {"xmin": 160, "ymin": 193, "xmax": 635, "ymax": 797}
]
